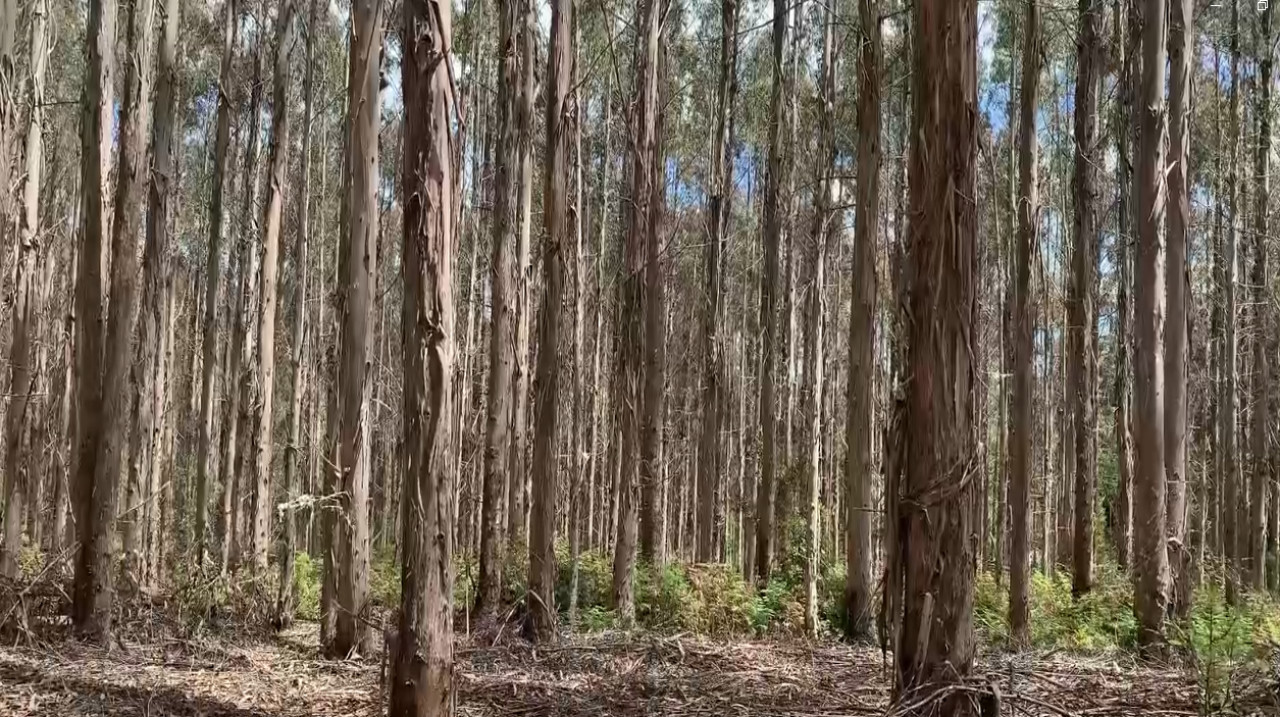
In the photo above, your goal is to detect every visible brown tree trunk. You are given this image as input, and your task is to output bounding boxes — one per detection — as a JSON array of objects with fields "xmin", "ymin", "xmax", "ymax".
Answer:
[
  {"xmin": 892, "ymin": 0, "xmax": 980, "ymax": 708},
  {"xmin": 753, "ymin": 0, "xmax": 788, "ymax": 587},
  {"xmin": 330, "ymin": 0, "xmax": 384, "ymax": 657},
  {"xmin": 1134, "ymin": 0, "xmax": 1169, "ymax": 651},
  {"xmin": 527, "ymin": 0, "xmax": 573, "ymax": 641},
  {"xmin": 1113, "ymin": 0, "xmax": 1136, "ymax": 574},
  {"xmin": 1, "ymin": 0, "xmax": 50, "ymax": 580},
  {"xmin": 79, "ymin": 0, "xmax": 155, "ymax": 639},
  {"xmin": 70, "ymin": 0, "xmax": 115, "ymax": 636},
  {"xmin": 391, "ymin": 0, "xmax": 456, "ymax": 708},
  {"xmin": 844, "ymin": 0, "xmax": 879, "ymax": 641},
  {"xmin": 1009, "ymin": 0, "xmax": 1039, "ymax": 651},
  {"xmin": 612, "ymin": 0, "xmax": 662, "ymax": 624},
  {"xmin": 508, "ymin": 5, "xmax": 535, "ymax": 546},
  {"xmin": 1222, "ymin": 0, "xmax": 1242, "ymax": 604},
  {"xmin": 698, "ymin": 0, "xmax": 737, "ymax": 565},
  {"xmin": 1164, "ymin": 0, "xmax": 1192, "ymax": 615},
  {"xmin": 195, "ymin": 0, "xmax": 239, "ymax": 570},
  {"xmin": 1069, "ymin": 0, "xmax": 1102, "ymax": 598}
]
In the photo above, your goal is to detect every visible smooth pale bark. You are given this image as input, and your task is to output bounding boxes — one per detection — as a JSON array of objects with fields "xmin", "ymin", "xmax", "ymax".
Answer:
[
  {"xmin": 0, "ymin": 0, "xmax": 14, "ymax": 246},
  {"xmin": 844, "ymin": 0, "xmax": 879, "ymax": 642},
  {"xmin": 81, "ymin": 0, "xmax": 155, "ymax": 640},
  {"xmin": 568, "ymin": 23, "xmax": 586, "ymax": 627},
  {"xmin": 1248, "ymin": 0, "xmax": 1272, "ymax": 593},
  {"xmin": 613, "ymin": 0, "xmax": 662, "ymax": 624},
  {"xmin": 195, "ymin": 0, "xmax": 239, "ymax": 569},
  {"xmin": 391, "ymin": 0, "xmax": 456, "ymax": 708},
  {"xmin": 698, "ymin": 0, "xmax": 737, "ymax": 564},
  {"xmin": 893, "ymin": 0, "xmax": 979, "ymax": 709},
  {"xmin": 71, "ymin": 0, "xmax": 115, "ymax": 637},
  {"xmin": 331, "ymin": 0, "xmax": 384, "ymax": 657},
  {"xmin": 1, "ymin": 0, "xmax": 50, "ymax": 580},
  {"xmin": 1069, "ymin": 0, "xmax": 1102, "ymax": 598},
  {"xmin": 1164, "ymin": 0, "xmax": 1192, "ymax": 615},
  {"xmin": 800, "ymin": 0, "xmax": 835, "ymax": 638},
  {"xmin": 253, "ymin": 0, "xmax": 297, "ymax": 574},
  {"xmin": 508, "ymin": 4, "xmax": 535, "ymax": 546},
  {"xmin": 1222, "ymin": 0, "xmax": 1242, "ymax": 604},
  {"xmin": 1009, "ymin": 0, "xmax": 1039, "ymax": 651},
  {"xmin": 1134, "ymin": 0, "xmax": 1169, "ymax": 651},
  {"xmin": 277, "ymin": 0, "xmax": 318, "ymax": 628},
  {"xmin": 753, "ymin": 0, "xmax": 788, "ymax": 587},
  {"xmin": 477, "ymin": 0, "xmax": 520, "ymax": 621},
  {"xmin": 527, "ymin": 0, "xmax": 572, "ymax": 642}
]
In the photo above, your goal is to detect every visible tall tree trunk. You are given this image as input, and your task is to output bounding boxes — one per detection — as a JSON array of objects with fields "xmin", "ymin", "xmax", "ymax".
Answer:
[
  {"xmin": 1222, "ymin": 0, "xmax": 1242, "ymax": 604},
  {"xmin": 1069, "ymin": 0, "xmax": 1102, "ymax": 598},
  {"xmin": 844, "ymin": 0, "xmax": 879, "ymax": 641},
  {"xmin": 391, "ymin": 0, "xmax": 456, "ymax": 708},
  {"xmin": 612, "ymin": 0, "xmax": 662, "ymax": 624},
  {"xmin": 329, "ymin": 0, "xmax": 384, "ymax": 658},
  {"xmin": 277, "ymin": 0, "xmax": 318, "ymax": 628},
  {"xmin": 1248, "ymin": 0, "xmax": 1272, "ymax": 593},
  {"xmin": 800, "ymin": 0, "xmax": 835, "ymax": 638},
  {"xmin": 70, "ymin": 0, "xmax": 116, "ymax": 636},
  {"xmin": 0, "ymin": 0, "xmax": 15, "ymax": 256},
  {"xmin": 476, "ymin": 0, "xmax": 520, "ymax": 624},
  {"xmin": 528, "ymin": 0, "xmax": 573, "ymax": 641},
  {"xmin": 892, "ymin": 0, "xmax": 979, "ymax": 708},
  {"xmin": 1112, "ymin": 0, "xmax": 1136, "ymax": 573},
  {"xmin": 195, "ymin": 0, "xmax": 239, "ymax": 570},
  {"xmin": 1009, "ymin": 0, "xmax": 1039, "ymax": 651},
  {"xmin": 1, "ymin": 0, "xmax": 50, "ymax": 580},
  {"xmin": 753, "ymin": 0, "xmax": 789, "ymax": 587},
  {"xmin": 1134, "ymin": 0, "xmax": 1169, "ymax": 651},
  {"xmin": 253, "ymin": 0, "xmax": 297, "ymax": 574},
  {"xmin": 698, "ymin": 0, "xmax": 738, "ymax": 565},
  {"xmin": 508, "ymin": 3, "xmax": 536, "ymax": 546},
  {"xmin": 1164, "ymin": 0, "xmax": 1192, "ymax": 615},
  {"xmin": 79, "ymin": 0, "xmax": 155, "ymax": 639}
]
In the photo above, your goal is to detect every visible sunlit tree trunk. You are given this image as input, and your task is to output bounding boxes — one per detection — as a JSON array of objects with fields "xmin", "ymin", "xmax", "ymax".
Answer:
[{"xmin": 330, "ymin": 0, "xmax": 385, "ymax": 657}]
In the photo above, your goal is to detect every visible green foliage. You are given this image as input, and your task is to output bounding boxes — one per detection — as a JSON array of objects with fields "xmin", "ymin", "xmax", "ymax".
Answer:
[
  {"xmin": 292, "ymin": 552, "xmax": 321, "ymax": 622},
  {"xmin": 975, "ymin": 565, "xmax": 1137, "ymax": 651}
]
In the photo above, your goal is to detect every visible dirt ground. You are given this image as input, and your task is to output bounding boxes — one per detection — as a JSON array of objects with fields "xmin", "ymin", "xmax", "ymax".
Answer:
[{"xmin": 0, "ymin": 622, "xmax": 1271, "ymax": 716}]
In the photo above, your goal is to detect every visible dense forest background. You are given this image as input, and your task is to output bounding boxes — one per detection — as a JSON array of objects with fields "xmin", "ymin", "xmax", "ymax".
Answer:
[{"xmin": 0, "ymin": 0, "xmax": 1278, "ymax": 713}]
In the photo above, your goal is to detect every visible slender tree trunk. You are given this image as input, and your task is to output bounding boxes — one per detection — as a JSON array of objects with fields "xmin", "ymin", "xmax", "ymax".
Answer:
[
  {"xmin": 1164, "ymin": 0, "xmax": 1192, "ymax": 615},
  {"xmin": 1134, "ymin": 0, "xmax": 1169, "ymax": 651},
  {"xmin": 612, "ymin": 0, "xmax": 662, "ymax": 624},
  {"xmin": 527, "ymin": 0, "xmax": 572, "ymax": 641},
  {"xmin": 567, "ymin": 21, "xmax": 587, "ymax": 626},
  {"xmin": 844, "ymin": 0, "xmax": 879, "ymax": 641},
  {"xmin": 391, "ymin": 0, "xmax": 456, "ymax": 708},
  {"xmin": 893, "ymin": 0, "xmax": 980, "ymax": 708},
  {"xmin": 698, "ymin": 0, "xmax": 737, "ymax": 565},
  {"xmin": 1113, "ymin": 0, "xmax": 1136, "ymax": 573},
  {"xmin": 754, "ymin": 0, "xmax": 789, "ymax": 587},
  {"xmin": 1009, "ymin": 0, "xmax": 1039, "ymax": 651},
  {"xmin": 1222, "ymin": 0, "xmax": 1242, "ymax": 604},
  {"xmin": 1069, "ymin": 0, "xmax": 1102, "ymax": 598},
  {"xmin": 277, "ymin": 0, "xmax": 318, "ymax": 628},
  {"xmin": 477, "ymin": 0, "xmax": 520, "ymax": 622},
  {"xmin": 1248, "ymin": 0, "xmax": 1272, "ymax": 593},
  {"xmin": 508, "ymin": 4, "xmax": 535, "ymax": 547},
  {"xmin": 1, "ymin": 0, "xmax": 50, "ymax": 580},
  {"xmin": 329, "ymin": 0, "xmax": 384, "ymax": 658}
]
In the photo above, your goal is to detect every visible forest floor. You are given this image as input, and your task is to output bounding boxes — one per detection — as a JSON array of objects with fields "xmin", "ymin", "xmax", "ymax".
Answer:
[{"xmin": 0, "ymin": 620, "xmax": 1263, "ymax": 717}]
